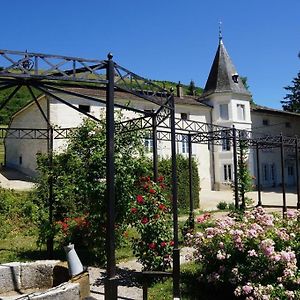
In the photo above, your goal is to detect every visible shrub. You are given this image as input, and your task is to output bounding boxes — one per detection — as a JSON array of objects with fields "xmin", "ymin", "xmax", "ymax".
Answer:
[
  {"xmin": 217, "ymin": 201, "xmax": 228, "ymax": 210},
  {"xmin": 35, "ymin": 116, "xmax": 149, "ymax": 262},
  {"xmin": 156, "ymin": 154, "xmax": 200, "ymax": 213},
  {"xmin": 128, "ymin": 176, "xmax": 173, "ymax": 271},
  {"xmin": 187, "ymin": 207, "xmax": 300, "ymax": 299}
]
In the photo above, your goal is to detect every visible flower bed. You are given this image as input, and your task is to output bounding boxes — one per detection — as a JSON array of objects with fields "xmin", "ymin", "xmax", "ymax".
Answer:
[{"xmin": 187, "ymin": 207, "xmax": 300, "ymax": 299}]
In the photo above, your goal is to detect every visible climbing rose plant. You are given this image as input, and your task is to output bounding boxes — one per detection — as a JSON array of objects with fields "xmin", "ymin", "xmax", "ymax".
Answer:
[
  {"xmin": 128, "ymin": 176, "xmax": 173, "ymax": 271},
  {"xmin": 187, "ymin": 207, "xmax": 300, "ymax": 300}
]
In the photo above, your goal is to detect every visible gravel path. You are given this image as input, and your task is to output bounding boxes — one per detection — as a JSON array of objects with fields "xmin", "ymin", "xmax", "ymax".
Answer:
[{"xmin": 88, "ymin": 247, "xmax": 194, "ymax": 300}]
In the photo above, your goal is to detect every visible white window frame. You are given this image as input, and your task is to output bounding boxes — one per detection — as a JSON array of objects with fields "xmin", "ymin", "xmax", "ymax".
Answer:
[
  {"xmin": 237, "ymin": 104, "xmax": 245, "ymax": 121},
  {"xmin": 144, "ymin": 137, "xmax": 153, "ymax": 153},
  {"xmin": 223, "ymin": 164, "xmax": 232, "ymax": 181},
  {"xmin": 219, "ymin": 104, "xmax": 229, "ymax": 120},
  {"xmin": 182, "ymin": 135, "xmax": 189, "ymax": 154}
]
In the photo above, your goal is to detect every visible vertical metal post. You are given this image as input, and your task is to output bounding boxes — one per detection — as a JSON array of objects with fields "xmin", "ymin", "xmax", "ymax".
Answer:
[
  {"xmin": 295, "ymin": 136, "xmax": 300, "ymax": 209},
  {"xmin": 188, "ymin": 134, "xmax": 193, "ymax": 219},
  {"xmin": 232, "ymin": 126, "xmax": 239, "ymax": 209},
  {"xmin": 256, "ymin": 142, "xmax": 262, "ymax": 206},
  {"xmin": 105, "ymin": 53, "xmax": 117, "ymax": 300},
  {"xmin": 47, "ymin": 125, "xmax": 54, "ymax": 258},
  {"xmin": 280, "ymin": 134, "xmax": 287, "ymax": 216},
  {"xmin": 239, "ymin": 135, "xmax": 245, "ymax": 210},
  {"xmin": 152, "ymin": 115, "xmax": 158, "ymax": 182},
  {"xmin": 170, "ymin": 94, "xmax": 180, "ymax": 299}
]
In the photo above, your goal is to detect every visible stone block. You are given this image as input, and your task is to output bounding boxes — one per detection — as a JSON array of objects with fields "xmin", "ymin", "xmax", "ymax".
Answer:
[
  {"xmin": 0, "ymin": 262, "xmax": 21, "ymax": 293},
  {"xmin": 31, "ymin": 282, "xmax": 80, "ymax": 300},
  {"xmin": 20, "ymin": 260, "xmax": 60, "ymax": 290},
  {"xmin": 71, "ymin": 271, "xmax": 90, "ymax": 299}
]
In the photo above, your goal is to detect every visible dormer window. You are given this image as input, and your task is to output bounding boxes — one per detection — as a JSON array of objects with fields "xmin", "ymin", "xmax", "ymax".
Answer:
[
  {"xmin": 181, "ymin": 113, "xmax": 188, "ymax": 120},
  {"xmin": 232, "ymin": 73, "xmax": 239, "ymax": 83}
]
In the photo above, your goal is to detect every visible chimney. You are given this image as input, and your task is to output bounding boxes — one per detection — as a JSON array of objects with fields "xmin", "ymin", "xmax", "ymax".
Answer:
[{"xmin": 176, "ymin": 81, "xmax": 183, "ymax": 98}]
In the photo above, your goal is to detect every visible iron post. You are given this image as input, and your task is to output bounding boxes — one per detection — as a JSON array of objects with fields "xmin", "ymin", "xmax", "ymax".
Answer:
[
  {"xmin": 47, "ymin": 125, "xmax": 54, "ymax": 258},
  {"xmin": 188, "ymin": 134, "xmax": 193, "ymax": 219},
  {"xmin": 105, "ymin": 53, "xmax": 117, "ymax": 300},
  {"xmin": 170, "ymin": 93, "xmax": 180, "ymax": 299},
  {"xmin": 256, "ymin": 142, "xmax": 262, "ymax": 206},
  {"xmin": 152, "ymin": 115, "xmax": 158, "ymax": 182},
  {"xmin": 232, "ymin": 126, "xmax": 239, "ymax": 209},
  {"xmin": 280, "ymin": 134, "xmax": 287, "ymax": 216},
  {"xmin": 295, "ymin": 136, "xmax": 300, "ymax": 209}
]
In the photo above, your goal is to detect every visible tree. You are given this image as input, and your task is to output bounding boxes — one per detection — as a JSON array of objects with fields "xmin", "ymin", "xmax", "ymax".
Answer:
[
  {"xmin": 187, "ymin": 80, "xmax": 196, "ymax": 96},
  {"xmin": 281, "ymin": 71, "xmax": 300, "ymax": 112},
  {"xmin": 36, "ymin": 115, "xmax": 149, "ymax": 262}
]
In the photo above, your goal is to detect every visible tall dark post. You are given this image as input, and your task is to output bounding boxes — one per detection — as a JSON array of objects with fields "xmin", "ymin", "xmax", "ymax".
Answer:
[
  {"xmin": 256, "ymin": 142, "xmax": 262, "ymax": 206},
  {"xmin": 152, "ymin": 115, "xmax": 158, "ymax": 182},
  {"xmin": 239, "ymin": 135, "xmax": 245, "ymax": 210},
  {"xmin": 232, "ymin": 126, "xmax": 239, "ymax": 209},
  {"xmin": 47, "ymin": 125, "xmax": 54, "ymax": 258},
  {"xmin": 170, "ymin": 93, "xmax": 180, "ymax": 299},
  {"xmin": 280, "ymin": 134, "xmax": 287, "ymax": 216},
  {"xmin": 295, "ymin": 136, "xmax": 300, "ymax": 209},
  {"xmin": 105, "ymin": 53, "xmax": 117, "ymax": 300},
  {"xmin": 188, "ymin": 134, "xmax": 193, "ymax": 219}
]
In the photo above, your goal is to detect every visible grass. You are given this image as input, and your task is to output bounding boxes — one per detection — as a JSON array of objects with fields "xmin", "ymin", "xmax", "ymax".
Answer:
[
  {"xmin": 0, "ymin": 221, "xmax": 137, "ymax": 266},
  {"xmin": 148, "ymin": 262, "xmax": 235, "ymax": 300}
]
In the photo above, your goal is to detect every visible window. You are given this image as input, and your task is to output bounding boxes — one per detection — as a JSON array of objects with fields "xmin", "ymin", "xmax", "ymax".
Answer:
[
  {"xmin": 182, "ymin": 135, "xmax": 189, "ymax": 154},
  {"xmin": 237, "ymin": 104, "xmax": 245, "ymax": 120},
  {"xmin": 223, "ymin": 164, "xmax": 232, "ymax": 181},
  {"xmin": 221, "ymin": 131, "xmax": 231, "ymax": 151},
  {"xmin": 78, "ymin": 105, "xmax": 90, "ymax": 113},
  {"xmin": 19, "ymin": 156, "xmax": 22, "ymax": 165},
  {"xmin": 271, "ymin": 164, "xmax": 276, "ymax": 181},
  {"xmin": 285, "ymin": 122, "xmax": 291, "ymax": 128},
  {"xmin": 262, "ymin": 119, "xmax": 269, "ymax": 126},
  {"xmin": 144, "ymin": 137, "xmax": 153, "ymax": 152},
  {"xmin": 219, "ymin": 104, "xmax": 229, "ymax": 120},
  {"xmin": 262, "ymin": 164, "xmax": 269, "ymax": 181},
  {"xmin": 181, "ymin": 113, "xmax": 188, "ymax": 120},
  {"xmin": 288, "ymin": 166, "xmax": 294, "ymax": 176}
]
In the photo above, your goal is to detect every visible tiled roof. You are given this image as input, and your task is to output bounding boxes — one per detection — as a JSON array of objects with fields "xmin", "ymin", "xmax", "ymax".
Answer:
[{"xmin": 201, "ymin": 40, "xmax": 251, "ymax": 98}]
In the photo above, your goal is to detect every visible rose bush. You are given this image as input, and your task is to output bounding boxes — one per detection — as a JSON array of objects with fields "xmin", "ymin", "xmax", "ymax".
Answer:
[
  {"xmin": 187, "ymin": 207, "xmax": 300, "ymax": 300},
  {"xmin": 128, "ymin": 176, "xmax": 173, "ymax": 271},
  {"xmin": 56, "ymin": 215, "xmax": 90, "ymax": 247}
]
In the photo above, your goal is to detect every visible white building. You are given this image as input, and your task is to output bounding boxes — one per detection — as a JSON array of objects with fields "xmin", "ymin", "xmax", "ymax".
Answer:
[{"xmin": 4, "ymin": 38, "xmax": 300, "ymax": 190}]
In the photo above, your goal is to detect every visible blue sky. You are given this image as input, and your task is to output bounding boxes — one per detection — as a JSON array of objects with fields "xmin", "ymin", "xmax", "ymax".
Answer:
[{"xmin": 1, "ymin": 0, "xmax": 299, "ymax": 109}]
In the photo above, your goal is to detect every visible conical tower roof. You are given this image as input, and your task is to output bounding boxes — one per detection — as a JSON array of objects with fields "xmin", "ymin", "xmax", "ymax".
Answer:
[{"xmin": 201, "ymin": 39, "xmax": 251, "ymax": 98}]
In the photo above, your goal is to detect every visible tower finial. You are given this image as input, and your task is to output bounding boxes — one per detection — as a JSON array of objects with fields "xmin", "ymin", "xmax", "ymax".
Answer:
[{"xmin": 218, "ymin": 21, "xmax": 222, "ymax": 42}]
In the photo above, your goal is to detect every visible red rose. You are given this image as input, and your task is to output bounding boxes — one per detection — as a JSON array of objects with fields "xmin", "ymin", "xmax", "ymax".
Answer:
[
  {"xmin": 158, "ymin": 204, "xmax": 166, "ymax": 211},
  {"xmin": 131, "ymin": 207, "xmax": 138, "ymax": 214},
  {"xmin": 154, "ymin": 214, "xmax": 160, "ymax": 219},
  {"xmin": 143, "ymin": 184, "xmax": 149, "ymax": 190},
  {"xmin": 160, "ymin": 241, "xmax": 167, "ymax": 247},
  {"xmin": 136, "ymin": 195, "xmax": 144, "ymax": 204},
  {"xmin": 169, "ymin": 240, "xmax": 174, "ymax": 246},
  {"xmin": 147, "ymin": 176, "xmax": 151, "ymax": 182},
  {"xmin": 158, "ymin": 175, "xmax": 164, "ymax": 183},
  {"xmin": 159, "ymin": 183, "xmax": 166, "ymax": 189},
  {"xmin": 149, "ymin": 189, "xmax": 156, "ymax": 194},
  {"xmin": 141, "ymin": 217, "xmax": 149, "ymax": 224},
  {"xmin": 148, "ymin": 242, "xmax": 156, "ymax": 250}
]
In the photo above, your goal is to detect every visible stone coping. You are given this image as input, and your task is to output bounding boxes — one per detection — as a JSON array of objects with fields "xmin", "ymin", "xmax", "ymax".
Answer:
[{"xmin": 0, "ymin": 260, "xmax": 89, "ymax": 300}]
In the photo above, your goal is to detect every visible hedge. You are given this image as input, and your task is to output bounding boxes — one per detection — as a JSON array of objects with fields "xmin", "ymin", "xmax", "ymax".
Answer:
[{"xmin": 151, "ymin": 155, "xmax": 200, "ymax": 213}]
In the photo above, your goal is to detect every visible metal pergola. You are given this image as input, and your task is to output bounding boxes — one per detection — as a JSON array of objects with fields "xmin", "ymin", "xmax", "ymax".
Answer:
[{"xmin": 0, "ymin": 49, "xmax": 299, "ymax": 299}]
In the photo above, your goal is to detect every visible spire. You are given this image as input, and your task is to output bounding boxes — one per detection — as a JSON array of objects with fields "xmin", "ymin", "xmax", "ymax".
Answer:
[
  {"xmin": 218, "ymin": 21, "xmax": 222, "ymax": 43},
  {"xmin": 201, "ymin": 39, "xmax": 251, "ymax": 98}
]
